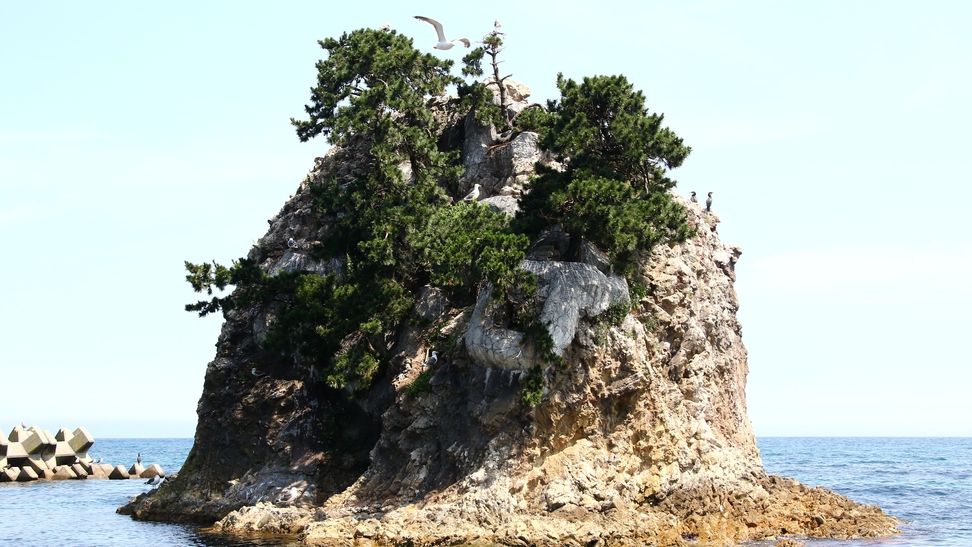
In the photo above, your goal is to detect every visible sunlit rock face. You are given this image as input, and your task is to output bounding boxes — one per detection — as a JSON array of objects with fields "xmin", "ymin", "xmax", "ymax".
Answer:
[
  {"xmin": 120, "ymin": 86, "xmax": 898, "ymax": 545},
  {"xmin": 464, "ymin": 259, "xmax": 630, "ymax": 370}
]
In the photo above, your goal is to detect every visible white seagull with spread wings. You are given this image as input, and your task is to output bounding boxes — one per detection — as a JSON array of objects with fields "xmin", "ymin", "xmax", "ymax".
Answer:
[{"xmin": 414, "ymin": 16, "xmax": 470, "ymax": 50}]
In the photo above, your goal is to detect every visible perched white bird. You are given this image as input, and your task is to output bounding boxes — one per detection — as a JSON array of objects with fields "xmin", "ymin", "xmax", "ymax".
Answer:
[
  {"xmin": 378, "ymin": 22, "xmax": 392, "ymax": 32},
  {"xmin": 423, "ymin": 351, "xmax": 438, "ymax": 370},
  {"xmin": 705, "ymin": 191, "xmax": 713, "ymax": 212},
  {"xmin": 287, "ymin": 238, "xmax": 298, "ymax": 249},
  {"xmin": 690, "ymin": 191, "xmax": 697, "ymax": 203},
  {"xmin": 252, "ymin": 367, "xmax": 266, "ymax": 377},
  {"xmin": 462, "ymin": 183, "xmax": 481, "ymax": 202},
  {"xmin": 414, "ymin": 16, "xmax": 470, "ymax": 50},
  {"xmin": 145, "ymin": 475, "xmax": 164, "ymax": 486},
  {"xmin": 278, "ymin": 487, "xmax": 300, "ymax": 505}
]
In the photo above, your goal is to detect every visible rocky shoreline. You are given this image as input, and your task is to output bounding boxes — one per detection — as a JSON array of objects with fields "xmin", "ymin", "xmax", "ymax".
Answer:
[{"xmin": 208, "ymin": 473, "xmax": 897, "ymax": 546}]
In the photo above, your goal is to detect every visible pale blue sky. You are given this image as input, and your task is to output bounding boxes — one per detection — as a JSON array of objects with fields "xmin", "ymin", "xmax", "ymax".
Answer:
[{"xmin": 2, "ymin": 1, "xmax": 969, "ymax": 437}]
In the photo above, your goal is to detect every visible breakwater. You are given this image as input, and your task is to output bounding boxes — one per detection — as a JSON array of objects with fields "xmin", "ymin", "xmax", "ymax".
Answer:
[{"xmin": 0, "ymin": 425, "xmax": 164, "ymax": 482}]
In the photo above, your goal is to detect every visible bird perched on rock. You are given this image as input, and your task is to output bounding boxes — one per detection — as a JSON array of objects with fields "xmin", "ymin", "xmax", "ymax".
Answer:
[
  {"xmin": 277, "ymin": 487, "xmax": 300, "ymax": 505},
  {"xmin": 251, "ymin": 367, "xmax": 266, "ymax": 377},
  {"xmin": 690, "ymin": 191, "xmax": 697, "ymax": 203},
  {"xmin": 705, "ymin": 191, "xmax": 713, "ymax": 212},
  {"xmin": 137, "ymin": 452, "xmax": 142, "ymax": 465},
  {"xmin": 462, "ymin": 183, "xmax": 481, "ymax": 202},
  {"xmin": 287, "ymin": 237, "xmax": 298, "ymax": 249},
  {"xmin": 145, "ymin": 475, "xmax": 164, "ymax": 486},
  {"xmin": 423, "ymin": 351, "xmax": 438, "ymax": 371},
  {"xmin": 414, "ymin": 16, "xmax": 470, "ymax": 50}
]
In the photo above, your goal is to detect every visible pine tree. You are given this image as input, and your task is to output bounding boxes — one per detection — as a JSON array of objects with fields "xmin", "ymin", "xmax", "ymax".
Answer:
[
  {"xmin": 515, "ymin": 74, "xmax": 694, "ymax": 269},
  {"xmin": 460, "ymin": 24, "xmax": 513, "ymax": 129}
]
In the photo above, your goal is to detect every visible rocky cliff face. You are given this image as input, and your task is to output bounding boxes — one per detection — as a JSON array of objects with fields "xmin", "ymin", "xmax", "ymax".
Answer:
[{"xmin": 121, "ymin": 84, "xmax": 898, "ymax": 546}]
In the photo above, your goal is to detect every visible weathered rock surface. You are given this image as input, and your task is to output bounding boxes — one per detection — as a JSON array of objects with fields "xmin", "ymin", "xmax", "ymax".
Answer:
[
  {"xmin": 460, "ymin": 81, "xmax": 558, "ymax": 201},
  {"xmin": 120, "ymin": 87, "xmax": 898, "ymax": 545},
  {"xmin": 464, "ymin": 260, "xmax": 629, "ymax": 370}
]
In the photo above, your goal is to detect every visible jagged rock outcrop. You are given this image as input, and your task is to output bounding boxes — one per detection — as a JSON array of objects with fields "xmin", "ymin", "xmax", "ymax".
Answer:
[
  {"xmin": 465, "ymin": 260, "xmax": 629, "ymax": 370},
  {"xmin": 121, "ymin": 84, "xmax": 898, "ymax": 545},
  {"xmin": 460, "ymin": 80, "xmax": 556, "ymax": 200}
]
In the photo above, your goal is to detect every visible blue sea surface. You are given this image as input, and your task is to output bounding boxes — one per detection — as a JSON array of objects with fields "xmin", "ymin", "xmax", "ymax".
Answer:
[
  {"xmin": 755, "ymin": 437, "xmax": 972, "ymax": 547},
  {"xmin": 0, "ymin": 438, "xmax": 300, "ymax": 546},
  {"xmin": 1, "ymin": 437, "xmax": 969, "ymax": 546}
]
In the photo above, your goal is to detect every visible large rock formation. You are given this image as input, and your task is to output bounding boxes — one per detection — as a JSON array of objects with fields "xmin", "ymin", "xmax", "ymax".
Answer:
[{"xmin": 121, "ymin": 84, "xmax": 898, "ymax": 545}]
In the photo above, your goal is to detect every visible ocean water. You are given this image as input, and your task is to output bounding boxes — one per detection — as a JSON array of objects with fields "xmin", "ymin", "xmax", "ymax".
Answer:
[
  {"xmin": 755, "ymin": 437, "xmax": 972, "ymax": 546},
  {"xmin": 0, "ymin": 438, "xmax": 301, "ymax": 547},
  {"xmin": 1, "ymin": 437, "xmax": 969, "ymax": 546}
]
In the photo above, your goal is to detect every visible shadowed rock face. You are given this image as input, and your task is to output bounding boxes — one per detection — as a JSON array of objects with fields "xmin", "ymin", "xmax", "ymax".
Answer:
[{"xmin": 121, "ymin": 91, "xmax": 898, "ymax": 545}]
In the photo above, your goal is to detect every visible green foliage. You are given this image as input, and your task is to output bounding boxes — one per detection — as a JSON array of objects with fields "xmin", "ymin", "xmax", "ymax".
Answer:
[
  {"xmin": 461, "ymin": 47, "xmax": 486, "ymax": 78},
  {"xmin": 522, "ymin": 365, "xmax": 544, "ymax": 407},
  {"xmin": 630, "ymin": 282, "xmax": 648, "ymax": 303},
  {"xmin": 330, "ymin": 348, "xmax": 381, "ymax": 390},
  {"xmin": 514, "ymin": 74, "xmax": 695, "ymax": 266},
  {"xmin": 501, "ymin": 273, "xmax": 564, "ymax": 369},
  {"xmin": 605, "ymin": 300, "xmax": 631, "ymax": 326},
  {"xmin": 457, "ymin": 79, "xmax": 504, "ymax": 129},
  {"xmin": 404, "ymin": 370, "xmax": 433, "ymax": 397},
  {"xmin": 589, "ymin": 299, "xmax": 632, "ymax": 347},
  {"xmin": 512, "ymin": 105, "xmax": 552, "ymax": 133},
  {"xmin": 640, "ymin": 310, "xmax": 660, "ymax": 335},
  {"xmin": 409, "ymin": 202, "xmax": 529, "ymax": 303},
  {"xmin": 458, "ymin": 24, "xmax": 510, "ymax": 129},
  {"xmin": 183, "ymin": 258, "xmax": 266, "ymax": 317},
  {"xmin": 545, "ymin": 74, "xmax": 690, "ymax": 188},
  {"xmin": 290, "ymin": 28, "xmax": 458, "ymax": 149}
]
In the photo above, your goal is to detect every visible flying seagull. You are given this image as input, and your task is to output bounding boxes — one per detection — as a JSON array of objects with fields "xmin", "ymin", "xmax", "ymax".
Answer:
[
  {"xmin": 690, "ymin": 191, "xmax": 697, "ymax": 203},
  {"xmin": 462, "ymin": 183, "xmax": 481, "ymax": 202},
  {"xmin": 287, "ymin": 238, "xmax": 298, "ymax": 249},
  {"xmin": 423, "ymin": 351, "xmax": 438, "ymax": 371},
  {"xmin": 494, "ymin": 19, "xmax": 501, "ymax": 29},
  {"xmin": 705, "ymin": 191, "xmax": 713, "ymax": 213},
  {"xmin": 414, "ymin": 16, "xmax": 470, "ymax": 50}
]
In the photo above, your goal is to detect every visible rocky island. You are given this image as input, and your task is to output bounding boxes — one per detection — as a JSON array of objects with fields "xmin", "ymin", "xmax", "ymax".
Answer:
[{"xmin": 121, "ymin": 26, "xmax": 898, "ymax": 546}]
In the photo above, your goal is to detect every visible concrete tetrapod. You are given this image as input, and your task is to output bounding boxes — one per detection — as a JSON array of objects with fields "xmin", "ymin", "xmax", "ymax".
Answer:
[{"xmin": 1, "ymin": 425, "xmax": 163, "ymax": 483}]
